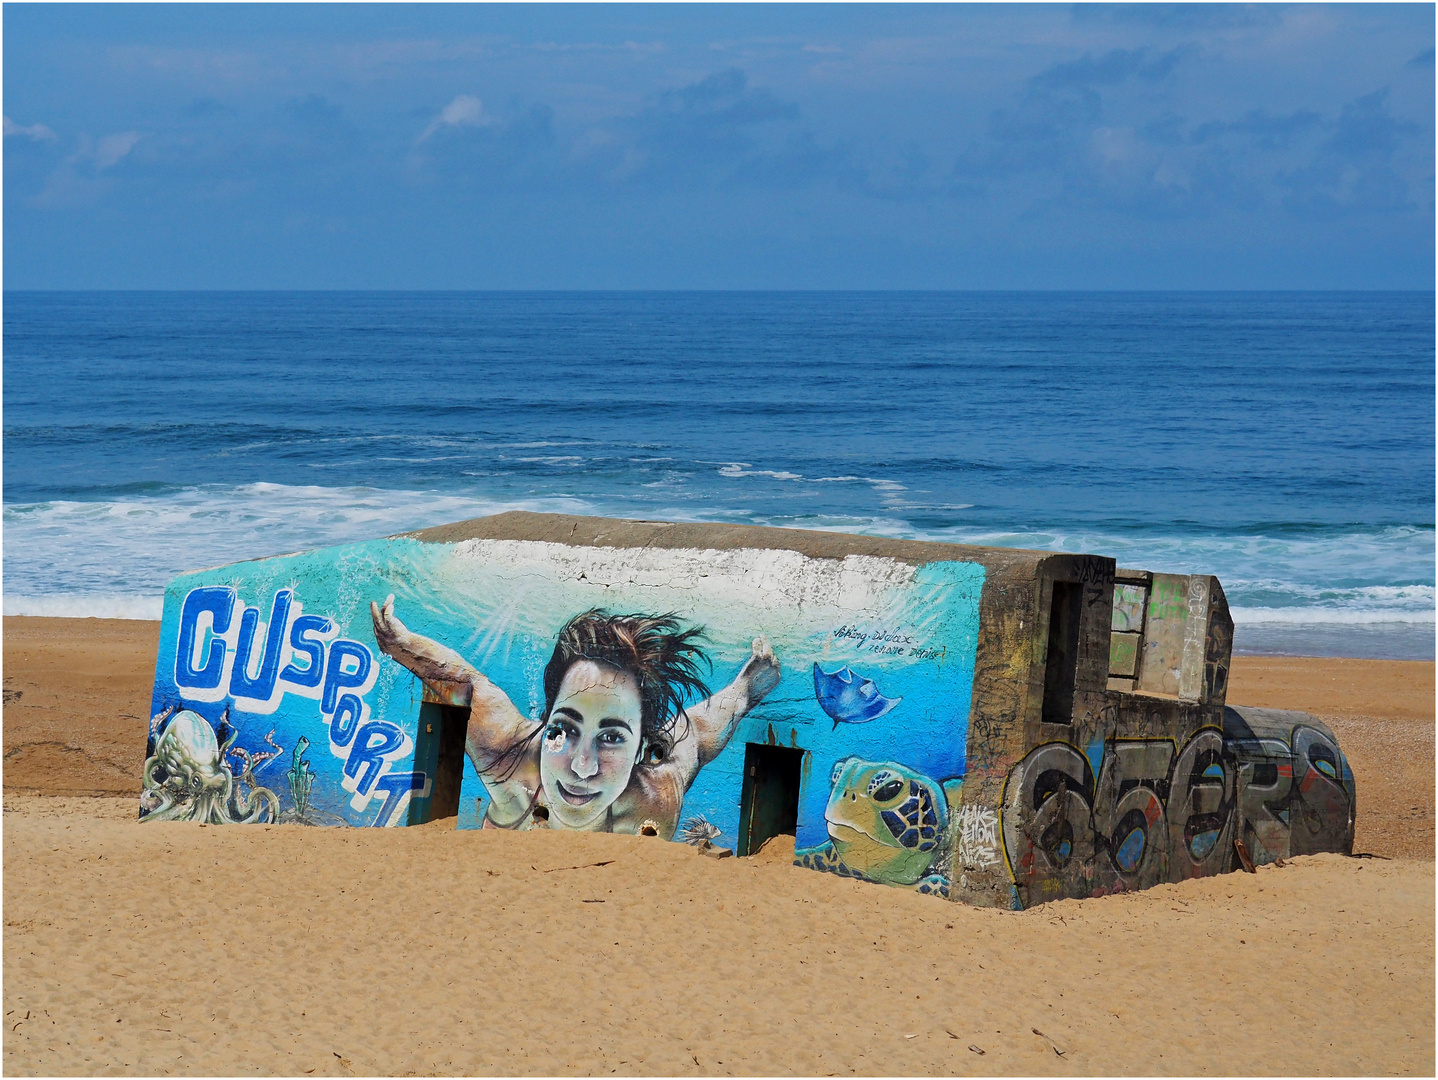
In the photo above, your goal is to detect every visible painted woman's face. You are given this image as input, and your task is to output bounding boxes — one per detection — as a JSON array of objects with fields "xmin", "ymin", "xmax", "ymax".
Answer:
[{"xmin": 539, "ymin": 660, "xmax": 644, "ymax": 829}]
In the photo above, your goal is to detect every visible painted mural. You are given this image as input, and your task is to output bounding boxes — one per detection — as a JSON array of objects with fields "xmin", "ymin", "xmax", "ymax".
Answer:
[
  {"xmin": 144, "ymin": 566, "xmax": 426, "ymax": 827},
  {"xmin": 794, "ymin": 757, "xmax": 959, "ymax": 896},
  {"xmin": 145, "ymin": 535, "xmax": 985, "ymax": 896},
  {"xmin": 372, "ymin": 598, "xmax": 779, "ymax": 834},
  {"xmin": 141, "ymin": 705, "xmax": 282, "ymax": 824}
]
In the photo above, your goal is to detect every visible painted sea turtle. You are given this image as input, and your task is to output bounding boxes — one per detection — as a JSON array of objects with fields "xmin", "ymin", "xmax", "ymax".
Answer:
[{"xmin": 795, "ymin": 757, "xmax": 950, "ymax": 896}]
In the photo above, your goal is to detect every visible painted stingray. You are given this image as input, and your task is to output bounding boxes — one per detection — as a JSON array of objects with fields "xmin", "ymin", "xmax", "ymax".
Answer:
[{"xmin": 812, "ymin": 662, "xmax": 902, "ymax": 727}]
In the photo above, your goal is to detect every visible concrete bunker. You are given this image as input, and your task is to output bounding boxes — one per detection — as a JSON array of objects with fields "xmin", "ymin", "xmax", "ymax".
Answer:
[{"xmin": 141, "ymin": 511, "xmax": 1355, "ymax": 908}]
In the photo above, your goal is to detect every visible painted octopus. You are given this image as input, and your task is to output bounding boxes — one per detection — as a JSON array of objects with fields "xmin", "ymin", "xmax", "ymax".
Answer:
[{"xmin": 139, "ymin": 705, "xmax": 281, "ymax": 825}]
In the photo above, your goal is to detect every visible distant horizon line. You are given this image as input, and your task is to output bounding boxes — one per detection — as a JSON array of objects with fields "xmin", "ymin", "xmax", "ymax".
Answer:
[{"xmin": 4, "ymin": 287, "xmax": 1432, "ymax": 295}]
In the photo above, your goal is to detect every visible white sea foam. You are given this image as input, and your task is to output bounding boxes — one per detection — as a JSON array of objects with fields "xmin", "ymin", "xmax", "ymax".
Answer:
[
  {"xmin": 3, "ymin": 484, "xmax": 1433, "ymax": 657},
  {"xmin": 717, "ymin": 464, "xmax": 804, "ymax": 481},
  {"xmin": 4, "ymin": 594, "xmax": 164, "ymax": 620},
  {"xmin": 1229, "ymin": 604, "xmax": 1435, "ymax": 625},
  {"xmin": 2, "ymin": 484, "xmax": 597, "ymax": 617},
  {"xmin": 714, "ymin": 465, "xmax": 911, "ymax": 505}
]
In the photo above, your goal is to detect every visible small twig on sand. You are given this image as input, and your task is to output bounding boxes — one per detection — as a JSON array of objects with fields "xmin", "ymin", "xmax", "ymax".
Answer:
[
  {"xmin": 538, "ymin": 860, "xmax": 616, "ymax": 873},
  {"xmin": 1032, "ymin": 1028, "xmax": 1065, "ymax": 1056}
]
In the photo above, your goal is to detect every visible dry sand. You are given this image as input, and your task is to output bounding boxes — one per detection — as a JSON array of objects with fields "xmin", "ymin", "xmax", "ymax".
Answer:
[{"xmin": 4, "ymin": 617, "xmax": 1435, "ymax": 1076}]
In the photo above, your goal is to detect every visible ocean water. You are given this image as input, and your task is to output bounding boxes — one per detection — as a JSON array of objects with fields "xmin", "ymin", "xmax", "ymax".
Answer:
[{"xmin": 3, "ymin": 290, "xmax": 1433, "ymax": 660}]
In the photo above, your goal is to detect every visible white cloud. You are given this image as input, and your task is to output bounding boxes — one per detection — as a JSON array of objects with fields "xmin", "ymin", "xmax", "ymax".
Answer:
[
  {"xmin": 417, "ymin": 94, "xmax": 484, "ymax": 143},
  {"xmin": 26, "ymin": 130, "xmax": 142, "ymax": 209},
  {"xmin": 95, "ymin": 131, "xmax": 140, "ymax": 168},
  {"xmin": 3, "ymin": 116, "xmax": 57, "ymax": 141}
]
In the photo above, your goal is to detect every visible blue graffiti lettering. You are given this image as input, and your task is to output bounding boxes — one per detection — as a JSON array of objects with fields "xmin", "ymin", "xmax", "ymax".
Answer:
[
  {"xmin": 229, "ymin": 590, "xmax": 293, "ymax": 702},
  {"xmin": 322, "ymin": 640, "xmax": 372, "ymax": 714},
  {"xmin": 373, "ymin": 771, "xmax": 429, "ymax": 827},
  {"xmin": 345, "ymin": 721, "xmax": 406, "ymax": 798},
  {"xmin": 175, "ymin": 587, "xmax": 236, "ymax": 690},
  {"xmin": 280, "ymin": 614, "xmax": 332, "ymax": 688},
  {"xmin": 330, "ymin": 693, "xmax": 365, "ymax": 748}
]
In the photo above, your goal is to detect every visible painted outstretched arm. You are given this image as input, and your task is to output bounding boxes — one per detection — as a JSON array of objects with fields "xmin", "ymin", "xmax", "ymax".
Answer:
[
  {"xmin": 370, "ymin": 594, "xmax": 533, "ymax": 760},
  {"xmin": 370, "ymin": 594, "xmax": 482, "ymax": 704},
  {"xmin": 686, "ymin": 636, "xmax": 781, "ymax": 768}
]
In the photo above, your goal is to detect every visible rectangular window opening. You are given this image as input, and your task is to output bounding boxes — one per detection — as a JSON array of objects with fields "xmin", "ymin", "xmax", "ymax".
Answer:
[
  {"xmin": 1109, "ymin": 579, "xmax": 1149, "ymax": 683},
  {"xmin": 1042, "ymin": 580, "xmax": 1082, "ymax": 724}
]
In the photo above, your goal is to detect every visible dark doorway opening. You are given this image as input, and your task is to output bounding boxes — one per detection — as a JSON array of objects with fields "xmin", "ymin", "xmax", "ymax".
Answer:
[
  {"xmin": 1042, "ymin": 580, "xmax": 1082, "ymax": 724},
  {"xmin": 737, "ymin": 743, "xmax": 804, "ymax": 856},
  {"xmin": 409, "ymin": 703, "xmax": 469, "ymax": 824}
]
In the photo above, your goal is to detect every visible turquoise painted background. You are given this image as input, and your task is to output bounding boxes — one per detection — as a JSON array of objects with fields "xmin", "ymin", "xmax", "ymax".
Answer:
[
  {"xmin": 148, "ymin": 538, "xmax": 450, "ymax": 826},
  {"xmin": 147, "ymin": 537, "xmax": 984, "ymax": 877}
]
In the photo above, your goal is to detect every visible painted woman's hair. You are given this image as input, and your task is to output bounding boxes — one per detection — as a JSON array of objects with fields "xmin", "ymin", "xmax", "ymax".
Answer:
[
  {"xmin": 542, "ymin": 609, "xmax": 711, "ymax": 746},
  {"xmin": 485, "ymin": 609, "xmax": 711, "ymax": 781}
]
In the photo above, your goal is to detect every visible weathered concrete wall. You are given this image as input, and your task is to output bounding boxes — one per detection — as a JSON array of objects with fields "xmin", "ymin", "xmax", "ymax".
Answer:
[
  {"xmin": 1223, "ymin": 706, "xmax": 1356, "ymax": 860},
  {"xmin": 142, "ymin": 511, "xmax": 1355, "ymax": 908},
  {"xmin": 951, "ymin": 562, "xmax": 1353, "ymax": 910}
]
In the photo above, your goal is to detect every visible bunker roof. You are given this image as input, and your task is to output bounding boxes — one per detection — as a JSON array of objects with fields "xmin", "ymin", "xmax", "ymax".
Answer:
[{"xmin": 402, "ymin": 511, "xmax": 1074, "ymax": 573}]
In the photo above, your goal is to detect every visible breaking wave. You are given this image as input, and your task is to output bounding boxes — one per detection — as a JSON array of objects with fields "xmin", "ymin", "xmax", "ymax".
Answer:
[{"xmin": 4, "ymin": 483, "xmax": 1431, "ymax": 659}]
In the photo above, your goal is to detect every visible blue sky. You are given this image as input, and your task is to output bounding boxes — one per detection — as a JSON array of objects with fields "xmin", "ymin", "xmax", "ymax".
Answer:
[{"xmin": 4, "ymin": 3, "xmax": 1433, "ymax": 289}]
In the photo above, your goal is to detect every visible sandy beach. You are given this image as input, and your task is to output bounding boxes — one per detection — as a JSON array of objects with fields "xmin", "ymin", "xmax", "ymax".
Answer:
[{"xmin": 4, "ymin": 616, "xmax": 1434, "ymax": 1075}]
